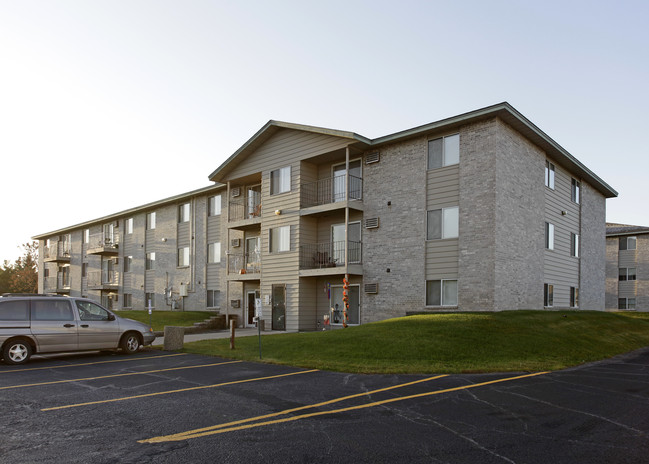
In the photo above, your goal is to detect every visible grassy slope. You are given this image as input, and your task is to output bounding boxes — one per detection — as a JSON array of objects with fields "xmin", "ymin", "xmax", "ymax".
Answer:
[
  {"xmin": 182, "ymin": 311, "xmax": 649, "ymax": 374},
  {"xmin": 116, "ymin": 310, "xmax": 209, "ymax": 332}
]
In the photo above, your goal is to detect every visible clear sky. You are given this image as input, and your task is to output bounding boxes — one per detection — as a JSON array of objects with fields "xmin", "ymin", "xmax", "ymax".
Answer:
[{"xmin": 0, "ymin": 0, "xmax": 647, "ymax": 263}]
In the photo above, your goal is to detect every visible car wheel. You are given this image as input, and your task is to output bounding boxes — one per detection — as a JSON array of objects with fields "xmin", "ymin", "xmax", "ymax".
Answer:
[
  {"xmin": 3, "ymin": 340, "xmax": 33, "ymax": 365},
  {"xmin": 120, "ymin": 333, "xmax": 141, "ymax": 354}
]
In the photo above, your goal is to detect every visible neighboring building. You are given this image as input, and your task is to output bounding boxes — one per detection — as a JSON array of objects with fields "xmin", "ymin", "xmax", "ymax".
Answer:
[
  {"xmin": 34, "ymin": 185, "xmax": 225, "ymax": 312},
  {"xmin": 605, "ymin": 223, "xmax": 649, "ymax": 311},
  {"xmin": 34, "ymin": 102, "xmax": 617, "ymax": 330}
]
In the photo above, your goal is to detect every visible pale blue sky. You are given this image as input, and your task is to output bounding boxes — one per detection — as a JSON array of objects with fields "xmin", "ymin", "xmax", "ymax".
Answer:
[{"xmin": 0, "ymin": 0, "xmax": 647, "ymax": 262}]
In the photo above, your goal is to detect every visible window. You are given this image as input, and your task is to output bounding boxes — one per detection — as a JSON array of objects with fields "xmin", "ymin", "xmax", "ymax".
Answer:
[
  {"xmin": 571, "ymin": 179, "xmax": 580, "ymax": 204},
  {"xmin": 76, "ymin": 301, "xmax": 111, "ymax": 321},
  {"xmin": 570, "ymin": 233, "xmax": 579, "ymax": 257},
  {"xmin": 426, "ymin": 279, "xmax": 458, "ymax": 306},
  {"xmin": 570, "ymin": 287, "xmax": 579, "ymax": 308},
  {"xmin": 179, "ymin": 203, "xmax": 190, "ymax": 223},
  {"xmin": 146, "ymin": 212, "xmax": 156, "ymax": 230},
  {"xmin": 545, "ymin": 161, "xmax": 555, "ymax": 189},
  {"xmin": 208, "ymin": 195, "xmax": 222, "ymax": 216},
  {"xmin": 427, "ymin": 134, "xmax": 459, "ymax": 169},
  {"xmin": 43, "ymin": 268, "xmax": 50, "ymax": 278},
  {"xmin": 83, "ymin": 229, "xmax": 90, "ymax": 244},
  {"xmin": 208, "ymin": 242, "xmax": 221, "ymax": 263},
  {"xmin": 32, "ymin": 300, "xmax": 73, "ymax": 321},
  {"xmin": 544, "ymin": 284, "xmax": 554, "ymax": 307},
  {"xmin": 0, "ymin": 300, "xmax": 29, "ymax": 321},
  {"xmin": 619, "ymin": 236, "xmax": 637, "ymax": 250},
  {"xmin": 619, "ymin": 298, "xmax": 636, "ymax": 310},
  {"xmin": 178, "ymin": 247, "xmax": 190, "ymax": 267},
  {"xmin": 124, "ymin": 256, "xmax": 132, "ymax": 273},
  {"xmin": 427, "ymin": 206, "xmax": 459, "ymax": 240},
  {"xmin": 545, "ymin": 222, "xmax": 555, "ymax": 250},
  {"xmin": 270, "ymin": 226, "xmax": 290, "ymax": 252},
  {"xmin": 145, "ymin": 293, "xmax": 155, "ymax": 309},
  {"xmin": 270, "ymin": 166, "xmax": 291, "ymax": 195},
  {"xmin": 82, "ymin": 263, "xmax": 88, "ymax": 278},
  {"xmin": 123, "ymin": 294, "xmax": 132, "ymax": 309},
  {"xmin": 619, "ymin": 268, "xmax": 637, "ymax": 281},
  {"xmin": 207, "ymin": 290, "xmax": 220, "ymax": 308},
  {"xmin": 125, "ymin": 218, "xmax": 133, "ymax": 234},
  {"xmin": 146, "ymin": 252, "xmax": 156, "ymax": 270}
]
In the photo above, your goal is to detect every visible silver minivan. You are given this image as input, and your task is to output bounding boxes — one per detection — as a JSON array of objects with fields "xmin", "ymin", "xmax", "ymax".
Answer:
[{"xmin": 0, "ymin": 294, "xmax": 155, "ymax": 365}]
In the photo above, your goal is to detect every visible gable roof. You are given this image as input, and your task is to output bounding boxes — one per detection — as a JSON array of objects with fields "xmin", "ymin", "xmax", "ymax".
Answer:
[
  {"xmin": 606, "ymin": 223, "xmax": 649, "ymax": 237},
  {"xmin": 208, "ymin": 102, "xmax": 617, "ymax": 198}
]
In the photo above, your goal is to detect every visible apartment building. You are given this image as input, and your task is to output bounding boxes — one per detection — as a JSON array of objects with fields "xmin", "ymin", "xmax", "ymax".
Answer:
[
  {"xmin": 211, "ymin": 102, "xmax": 616, "ymax": 331},
  {"xmin": 34, "ymin": 185, "xmax": 225, "ymax": 312},
  {"xmin": 34, "ymin": 103, "xmax": 617, "ymax": 330},
  {"xmin": 605, "ymin": 223, "xmax": 649, "ymax": 310}
]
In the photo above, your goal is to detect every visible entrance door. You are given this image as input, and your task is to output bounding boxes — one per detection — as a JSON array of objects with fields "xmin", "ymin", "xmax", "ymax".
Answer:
[
  {"xmin": 246, "ymin": 291, "xmax": 260, "ymax": 327},
  {"xmin": 330, "ymin": 284, "xmax": 360, "ymax": 325},
  {"xmin": 331, "ymin": 222, "xmax": 361, "ymax": 265},
  {"xmin": 247, "ymin": 185, "xmax": 261, "ymax": 218},
  {"xmin": 246, "ymin": 237, "xmax": 260, "ymax": 273},
  {"xmin": 332, "ymin": 160, "xmax": 361, "ymax": 202},
  {"xmin": 272, "ymin": 284, "xmax": 286, "ymax": 330}
]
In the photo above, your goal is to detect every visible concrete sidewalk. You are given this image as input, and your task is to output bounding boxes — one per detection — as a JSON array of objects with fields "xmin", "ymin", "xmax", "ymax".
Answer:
[{"xmin": 152, "ymin": 327, "xmax": 292, "ymax": 346}]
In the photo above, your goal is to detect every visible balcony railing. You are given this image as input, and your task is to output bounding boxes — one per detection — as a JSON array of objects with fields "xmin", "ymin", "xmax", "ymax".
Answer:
[
  {"xmin": 44, "ymin": 273, "xmax": 71, "ymax": 291},
  {"xmin": 44, "ymin": 241, "xmax": 71, "ymax": 261},
  {"xmin": 301, "ymin": 175, "xmax": 362, "ymax": 208},
  {"xmin": 229, "ymin": 191, "xmax": 262, "ymax": 222},
  {"xmin": 88, "ymin": 270, "xmax": 120, "ymax": 288},
  {"xmin": 299, "ymin": 241, "xmax": 362, "ymax": 269},
  {"xmin": 88, "ymin": 232, "xmax": 119, "ymax": 251},
  {"xmin": 227, "ymin": 252, "xmax": 261, "ymax": 275}
]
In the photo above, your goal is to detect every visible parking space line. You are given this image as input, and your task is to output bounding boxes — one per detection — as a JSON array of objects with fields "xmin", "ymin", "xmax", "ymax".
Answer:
[
  {"xmin": 2, "ymin": 360, "xmax": 241, "ymax": 390},
  {"xmin": 42, "ymin": 369, "xmax": 320, "ymax": 411},
  {"xmin": 140, "ymin": 371, "xmax": 548, "ymax": 443},
  {"xmin": 160, "ymin": 374, "xmax": 449, "ymax": 440},
  {"xmin": 0, "ymin": 353, "xmax": 189, "ymax": 374}
]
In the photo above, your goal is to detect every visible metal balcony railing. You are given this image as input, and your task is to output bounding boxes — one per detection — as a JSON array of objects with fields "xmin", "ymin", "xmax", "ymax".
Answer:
[
  {"xmin": 227, "ymin": 252, "xmax": 261, "ymax": 275},
  {"xmin": 299, "ymin": 241, "xmax": 362, "ymax": 269},
  {"xmin": 87, "ymin": 270, "xmax": 120, "ymax": 287},
  {"xmin": 88, "ymin": 232, "xmax": 120, "ymax": 250},
  {"xmin": 44, "ymin": 241, "xmax": 71, "ymax": 260},
  {"xmin": 301, "ymin": 175, "xmax": 362, "ymax": 208},
  {"xmin": 228, "ymin": 191, "xmax": 262, "ymax": 222}
]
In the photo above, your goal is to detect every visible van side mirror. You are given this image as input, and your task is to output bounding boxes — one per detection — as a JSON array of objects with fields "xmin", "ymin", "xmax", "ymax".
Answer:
[{"xmin": 107, "ymin": 313, "xmax": 116, "ymax": 321}]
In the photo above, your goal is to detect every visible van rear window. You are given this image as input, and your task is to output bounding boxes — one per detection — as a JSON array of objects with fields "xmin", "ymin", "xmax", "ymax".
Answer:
[
  {"xmin": 32, "ymin": 300, "xmax": 74, "ymax": 321},
  {"xmin": 0, "ymin": 300, "xmax": 30, "ymax": 321}
]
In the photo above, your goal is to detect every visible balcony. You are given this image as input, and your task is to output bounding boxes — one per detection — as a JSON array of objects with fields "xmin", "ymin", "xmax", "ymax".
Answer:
[
  {"xmin": 300, "ymin": 175, "xmax": 363, "ymax": 215},
  {"xmin": 88, "ymin": 270, "xmax": 120, "ymax": 290},
  {"xmin": 299, "ymin": 241, "xmax": 362, "ymax": 276},
  {"xmin": 45, "ymin": 273, "xmax": 70, "ymax": 293},
  {"xmin": 43, "ymin": 242, "xmax": 71, "ymax": 263},
  {"xmin": 228, "ymin": 191, "xmax": 262, "ymax": 230},
  {"xmin": 227, "ymin": 252, "xmax": 261, "ymax": 280},
  {"xmin": 87, "ymin": 233, "xmax": 119, "ymax": 255}
]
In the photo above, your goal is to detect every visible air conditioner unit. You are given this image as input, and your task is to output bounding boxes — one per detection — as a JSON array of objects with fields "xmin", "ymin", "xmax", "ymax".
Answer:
[
  {"xmin": 364, "ymin": 217, "xmax": 380, "ymax": 229},
  {"xmin": 231, "ymin": 187, "xmax": 241, "ymax": 197},
  {"xmin": 365, "ymin": 152, "xmax": 380, "ymax": 164},
  {"xmin": 231, "ymin": 238, "xmax": 241, "ymax": 247},
  {"xmin": 230, "ymin": 299, "xmax": 240, "ymax": 308}
]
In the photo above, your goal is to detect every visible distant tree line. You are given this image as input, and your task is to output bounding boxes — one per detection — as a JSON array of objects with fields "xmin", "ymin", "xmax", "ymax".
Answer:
[{"xmin": 0, "ymin": 242, "xmax": 38, "ymax": 294}]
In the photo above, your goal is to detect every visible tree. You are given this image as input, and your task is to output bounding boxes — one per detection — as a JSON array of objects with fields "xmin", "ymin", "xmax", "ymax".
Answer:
[{"xmin": 0, "ymin": 242, "xmax": 38, "ymax": 294}]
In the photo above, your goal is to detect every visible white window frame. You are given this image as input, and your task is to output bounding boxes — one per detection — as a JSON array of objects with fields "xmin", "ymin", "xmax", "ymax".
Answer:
[
  {"xmin": 571, "ymin": 233, "xmax": 579, "ymax": 257},
  {"xmin": 270, "ymin": 166, "xmax": 291, "ymax": 195},
  {"xmin": 208, "ymin": 195, "xmax": 222, "ymax": 216},
  {"xmin": 619, "ymin": 236, "xmax": 637, "ymax": 250},
  {"xmin": 179, "ymin": 203, "xmax": 190, "ymax": 223},
  {"xmin": 146, "ymin": 212, "xmax": 156, "ymax": 230},
  {"xmin": 208, "ymin": 242, "xmax": 221, "ymax": 264},
  {"xmin": 570, "ymin": 287, "xmax": 579, "ymax": 308},
  {"xmin": 571, "ymin": 178, "xmax": 580, "ymax": 204},
  {"xmin": 427, "ymin": 134, "xmax": 459, "ymax": 170},
  {"xmin": 125, "ymin": 218, "xmax": 133, "ymax": 234},
  {"xmin": 619, "ymin": 267, "xmax": 637, "ymax": 281},
  {"xmin": 270, "ymin": 225, "xmax": 290, "ymax": 253},
  {"xmin": 619, "ymin": 297, "xmax": 636, "ymax": 310},
  {"xmin": 207, "ymin": 289, "xmax": 220, "ymax": 308},
  {"xmin": 545, "ymin": 161, "xmax": 555, "ymax": 189},
  {"xmin": 544, "ymin": 283, "xmax": 554, "ymax": 307},
  {"xmin": 178, "ymin": 247, "xmax": 190, "ymax": 267},
  {"xmin": 545, "ymin": 222, "xmax": 555, "ymax": 250},
  {"xmin": 427, "ymin": 206, "xmax": 459, "ymax": 240},
  {"xmin": 145, "ymin": 252, "xmax": 155, "ymax": 270},
  {"xmin": 425, "ymin": 279, "xmax": 458, "ymax": 307}
]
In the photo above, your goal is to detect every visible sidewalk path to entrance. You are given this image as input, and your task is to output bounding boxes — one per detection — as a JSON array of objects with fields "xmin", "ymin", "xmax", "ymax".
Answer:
[{"xmin": 152, "ymin": 328, "xmax": 293, "ymax": 346}]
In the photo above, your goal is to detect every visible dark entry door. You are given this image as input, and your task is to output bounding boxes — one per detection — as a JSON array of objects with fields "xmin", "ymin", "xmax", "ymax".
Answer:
[{"xmin": 272, "ymin": 284, "xmax": 286, "ymax": 330}]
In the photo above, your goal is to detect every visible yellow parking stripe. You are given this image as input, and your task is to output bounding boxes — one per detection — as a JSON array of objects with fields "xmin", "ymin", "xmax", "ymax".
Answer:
[
  {"xmin": 165, "ymin": 374, "xmax": 448, "ymax": 439},
  {"xmin": 0, "ymin": 353, "xmax": 188, "ymax": 374},
  {"xmin": 1, "ymin": 360, "xmax": 241, "ymax": 390},
  {"xmin": 140, "ymin": 371, "xmax": 548, "ymax": 444},
  {"xmin": 42, "ymin": 369, "xmax": 319, "ymax": 411}
]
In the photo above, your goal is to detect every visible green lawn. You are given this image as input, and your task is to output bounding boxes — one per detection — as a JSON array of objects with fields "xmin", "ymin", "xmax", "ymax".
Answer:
[
  {"xmin": 181, "ymin": 311, "xmax": 649, "ymax": 374},
  {"xmin": 116, "ymin": 310, "xmax": 210, "ymax": 332}
]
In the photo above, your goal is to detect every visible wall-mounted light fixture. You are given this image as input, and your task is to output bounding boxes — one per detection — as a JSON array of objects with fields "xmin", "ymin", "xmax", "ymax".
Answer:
[
  {"xmin": 161, "ymin": 238, "xmax": 167, "ymax": 242},
  {"xmin": 274, "ymin": 210, "xmax": 281, "ymax": 216}
]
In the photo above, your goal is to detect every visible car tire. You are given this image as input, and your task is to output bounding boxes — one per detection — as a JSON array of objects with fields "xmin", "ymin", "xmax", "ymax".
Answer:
[
  {"xmin": 120, "ymin": 333, "xmax": 141, "ymax": 355},
  {"xmin": 3, "ymin": 339, "xmax": 33, "ymax": 365}
]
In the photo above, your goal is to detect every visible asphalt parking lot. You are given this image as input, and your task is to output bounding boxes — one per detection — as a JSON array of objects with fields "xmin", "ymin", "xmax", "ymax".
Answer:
[{"xmin": 2, "ymin": 347, "xmax": 649, "ymax": 463}]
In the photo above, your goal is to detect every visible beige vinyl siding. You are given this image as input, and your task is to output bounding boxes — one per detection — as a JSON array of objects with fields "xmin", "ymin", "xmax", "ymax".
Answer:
[
  {"xmin": 206, "ymin": 214, "xmax": 221, "ymax": 288},
  {"xmin": 544, "ymin": 162, "xmax": 580, "ymax": 306},
  {"xmin": 426, "ymin": 164, "xmax": 459, "ymax": 277},
  {"xmin": 618, "ymin": 280, "xmax": 637, "ymax": 298},
  {"xmin": 226, "ymin": 129, "xmax": 350, "ymax": 181},
  {"xmin": 619, "ymin": 250, "xmax": 637, "ymax": 267},
  {"xmin": 177, "ymin": 222, "xmax": 190, "ymax": 247}
]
